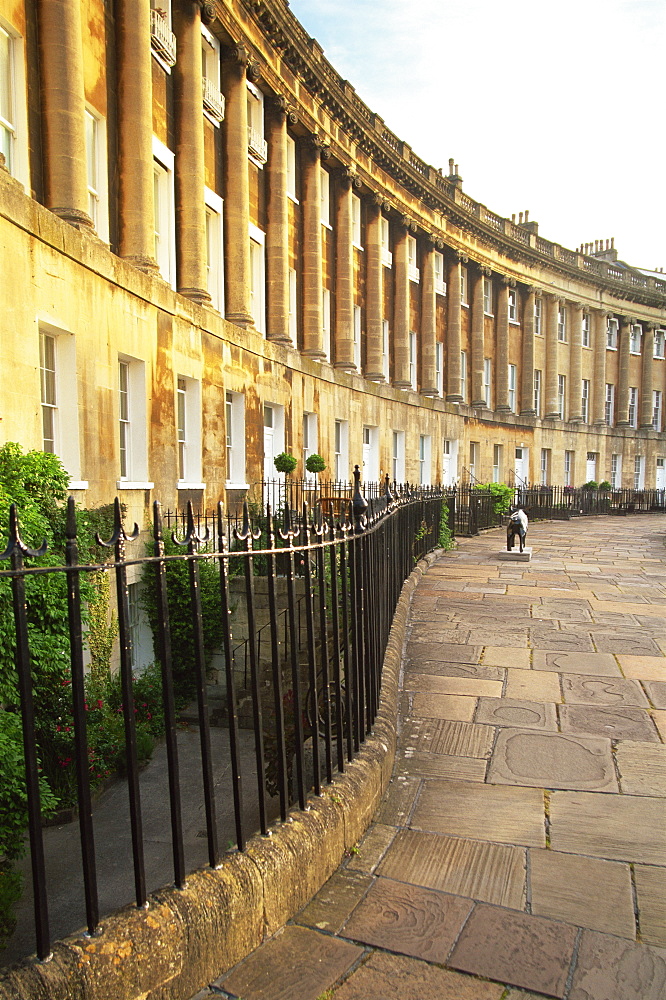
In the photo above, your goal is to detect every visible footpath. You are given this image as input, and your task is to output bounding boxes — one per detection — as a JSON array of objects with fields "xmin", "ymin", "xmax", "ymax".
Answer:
[{"xmin": 193, "ymin": 515, "xmax": 666, "ymax": 1000}]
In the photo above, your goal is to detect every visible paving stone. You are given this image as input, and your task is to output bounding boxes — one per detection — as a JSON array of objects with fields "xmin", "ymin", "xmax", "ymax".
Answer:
[
  {"xmin": 397, "ymin": 750, "xmax": 487, "ymax": 781},
  {"xmin": 536, "ymin": 603, "xmax": 593, "ymax": 622},
  {"xmin": 651, "ymin": 709, "xmax": 666, "ymax": 741},
  {"xmin": 505, "ymin": 669, "xmax": 561, "ymax": 703},
  {"xmin": 533, "ymin": 651, "xmax": 621, "ymax": 675},
  {"xmin": 402, "ymin": 673, "xmax": 503, "ymax": 698},
  {"xmin": 401, "ymin": 718, "xmax": 496, "ymax": 758},
  {"xmin": 449, "ymin": 904, "xmax": 577, "ymax": 998},
  {"xmin": 412, "ymin": 779, "xmax": 546, "ymax": 847},
  {"xmin": 216, "ymin": 925, "xmax": 363, "ymax": 1000},
  {"xmin": 643, "ymin": 680, "xmax": 666, "ymax": 708},
  {"xmin": 341, "ymin": 876, "xmax": 473, "ymax": 963},
  {"xmin": 634, "ymin": 865, "xmax": 666, "ymax": 948},
  {"xmin": 482, "ymin": 646, "xmax": 531, "ymax": 670},
  {"xmin": 377, "ymin": 829, "xmax": 526, "ymax": 908},
  {"xmin": 617, "ymin": 655, "xmax": 666, "ymax": 680},
  {"xmin": 331, "ymin": 951, "xmax": 505, "ymax": 1000},
  {"xmin": 559, "ymin": 704, "xmax": 659, "ymax": 742},
  {"xmin": 375, "ymin": 776, "xmax": 420, "ymax": 826},
  {"xmin": 409, "ymin": 628, "xmax": 471, "ymax": 644},
  {"xmin": 345, "ymin": 823, "xmax": 396, "ymax": 875},
  {"xmin": 476, "ymin": 698, "xmax": 558, "ymax": 731},
  {"xmin": 410, "ymin": 692, "xmax": 477, "ymax": 722},
  {"xmin": 294, "ymin": 869, "xmax": 373, "ymax": 933},
  {"xmin": 549, "ymin": 790, "xmax": 666, "ymax": 864},
  {"xmin": 530, "ymin": 628, "xmax": 595, "ymax": 652},
  {"xmin": 407, "ymin": 642, "xmax": 481, "ymax": 664},
  {"xmin": 468, "ymin": 630, "xmax": 530, "ymax": 647},
  {"xmin": 405, "ymin": 660, "xmax": 505, "ymax": 681},
  {"xmin": 615, "ymin": 740, "xmax": 666, "ymax": 795},
  {"xmin": 503, "ymin": 992, "xmax": 556, "ymax": 1000},
  {"xmin": 568, "ymin": 928, "xmax": 666, "ymax": 1000},
  {"xmin": 529, "ymin": 849, "xmax": 635, "ymax": 938},
  {"xmin": 560, "ymin": 674, "xmax": 649, "ymax": 707},
  {"xmin": 594, "ymin": 633, "xmax": 662, "ymax": 655},
  {"xmin": 488, "ymin": 729, "xmax": 617, "ymax": 792}
]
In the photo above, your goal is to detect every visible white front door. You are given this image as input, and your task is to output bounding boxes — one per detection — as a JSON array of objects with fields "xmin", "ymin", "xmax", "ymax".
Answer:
[
  {"xmin": 263, "ymin": 405, "xmax": 275, "ymax": 481},
  {"xmin": 656, "ymin": 458, "xmax": 665, "ymax": 491},
  {"xmin": 514, "ymin": 447, "xmax": 528, "ymax": 486},
  {"xmin": 586, "ymin": 451, "xmax": 597, "ymax": 482}
]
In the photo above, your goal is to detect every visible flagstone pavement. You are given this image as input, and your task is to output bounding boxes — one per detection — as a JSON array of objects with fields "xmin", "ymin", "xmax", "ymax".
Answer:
[{"xmin": 194, "ymin": 516, "xmax": 666, "ymax": 1000}]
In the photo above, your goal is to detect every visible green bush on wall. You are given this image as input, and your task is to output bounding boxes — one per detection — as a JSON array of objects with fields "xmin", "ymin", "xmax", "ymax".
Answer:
[{"xmin": 474, "ymin": 482, "xmax": 513, "ymax": 515}]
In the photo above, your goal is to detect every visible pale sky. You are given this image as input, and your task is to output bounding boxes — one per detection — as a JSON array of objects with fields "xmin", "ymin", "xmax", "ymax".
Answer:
[{"xmin": 288, "ymin": 0, "xmax": 665, "ymax": 272}]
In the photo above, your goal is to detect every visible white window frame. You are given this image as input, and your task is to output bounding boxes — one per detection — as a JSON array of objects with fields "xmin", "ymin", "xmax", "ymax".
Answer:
[
  {"xmin": 382, "ymin": 319, "xmax": 390, "ymax": 382},
  {"xmin": 558, "ymin": 374, "xmax": 566, "ymax": 419},
  {"xmin": 288, "ymin": 267, "xmax": 298, "ymax": 344},
  {"xmin": 564, "ymin": 450, "xmax": 573, "ymax": 487},
  {"xmin": 320, "ymin": 169, "xmax": 331, "ymax": 227},
  {"xmin": 38, "ymin": 321, "xmax": 86, "ymax": 488},
  {"xmin": 201, "ymin": 24, "xmax": 224, "ymax": 125},
  {"xmin": 435, "ymin": 342, "xmax": 444, "ymax": 396},
  {"xmin": 582, "ymin": 312, "xmax": 591, "ymax": 347},
  {"xmin": 534, "ymin": 369, "xmax": 542, "ymax": 415},
  {"xmin": 630, "ymin": 324, "xmax": 642, "ymax": 355},
  {"xmin": 581, "ymin": 379, "xmax": 590, "ymax": 424},
  {"xmin": 634, "ymin": 454, "xmax": 645, "ymax": 491},
  {"xmin": 246, "ymin": 79, "xmax": 267, "ymax": 165},
  {"xmin": 225, "ymin": 391, "xmax": 247, "ymax": 489},
  {"xmin": 557, "ymin": 305, "xmax": 567, "ymax": 342},
  {"xmin": 492, "ymin": 444, "xmax": 502, "ymax": 484},
  {"xmin": 469, "ymin": 441, "xmax": 479, "ymax": 482},
  {"xmin": 117, "ymin": 355, "xmax": 152, "ymax": 489},
  {"xmin": 352, "ymin": 193, "xmax": 363, "ymax": 250},
  {"xmin": 249, "ymin": 222, "xmax": 266, "ymax": 334},
  {"xmin": 0, "ymin": 20, "xmax": 29, "ymax": 188},
  {"xmin": 508, "ymin": 363, "xmax": 517, "ymax": 413},
  {"xmin": 204, "ymin": 186, "xmax": 224, "ymax": 312},
  {"xmin": 460, "ymin": 267, "xmax": 468, "ymax": 306},
  {"xmin": 653, "ymin": 330, "xmax": 665, "ymax": 359},
  {"xmin": 607, "ymin": 317, "xmax": 618, "ymax": 350},
  {"xmin": 409, "ymin": 331, "xmax": 417, "ymax": 390},
  {"xmin": 540, "ymin": 448, "xmax": 550, "ymax": 486},
  {"xmin": 460, "ymin": 350, "xmax": 467, "ymax": 401},
  {"xmin": 84, "ymin": 107, "xmax": 109, "ymax": 242},
  {"xmin": 380, "ymin": 216, "xmax": 392, "ymax": 267},
  {"xmin": 483, "ymin": 358, "xmax": 492, "ymax": 407},
  {"xmin": 534, "ymin": 296, "xmax": 543, "ymax": 335},
  {"xmin": 629, "ymin": 387, "xmax": 638, "ymax": 429},
  {"xmin": 508, "ymin": 288, "xmax": 518, "ymax": 323},
  {"xmin": 407, "ymin": 235, "xmax": 419, "ymax": 284},
  {"xmin": 286, "ymin": 134, "xmax": 298, "ymax": 202},
  {"xmin": 392, "ymin": 430, "xmax": 405, "ymax": 483},
  {"xmin": 334, "ymin": 419, "xmax": 349, "ymax": 482},
  {"xmin": 153, "ymin": 135, "xmax": 176, "ymax": 287},
  {"xmin": 610, "ymin": 453, "xmax": 621, "ymax": 490},
  {"xmin": 176, "ymin": 375, "xmax": 203, "ymax": 489},
  {"xmin": 434, "ymin": 252, "xmax": 446, "ymax": 295},
  {"xmin": 653, "ymin": 390, "xmax": 663, "ymax": 432},
  {"xmin": 605, "ymin": 383, "xmax": 615, "ymax": 426},
  {"xmin": 353, "ymin": 304, "xmax": 362, "ymax": 370},
  {"xmin": 419, "ymin": 435, "xmax": 432, "ymax": 486},
  {"xmin": 263, "ymin": 403, "xmax": 285, "ymax": 484},
  {"xmin": 322, "ymin": 287, "xmax": 331, "ymax": 361},
  {"xmin": 483, "ymin": 276, "xmax": 493, "ymax": 316}
]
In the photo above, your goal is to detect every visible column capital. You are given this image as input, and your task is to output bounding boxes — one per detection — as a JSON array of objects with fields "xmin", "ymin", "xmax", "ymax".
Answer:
[
  {"xmin": 340, "ymin": 165, "xmax": 362, "ymax": 189},
  {"xmin": 271, "ymin": 93, "xmax": 298, "ymax": 124},
  {"xmin": 571, "ymin": 300, "xmax": 584, "ymax": 311},
  {"xmin": 479, "ymin": 264, "xmax": 492, "ymax": 277},
  {"xmin": 229, "ymin": 42, "xmax": 250, "ymax": 65},
  {"xmin": 372, "ymin": 192, "xmax": 391, "ymax": 211},
  {"xmin": 400, "ymin": 215, "xmax": 418, "ymax": 233},
  {"xmin": 501, "ymin": 275, "xmax": 516, "ymax": 288},
  {"xmin": 198, "ymin": 1, "xmax": 217, "ymax": 26},
  {"xmin": 308, "ymin": 132, "xmax": 331, "ymax": 159},
  {"xmin": 426, "ymin": 232, "xmax": 445, "ymax": 250},
  {"xmin": 455, "ymin": 249, "xmax": 469, "ymax": 264},
  {"xmin": 644, "ymin": 320, "xmax": 656, "ymax": 331},
  {"xmin": 621, "ymin": 315, "xmax": 636, "ymax": 326}
]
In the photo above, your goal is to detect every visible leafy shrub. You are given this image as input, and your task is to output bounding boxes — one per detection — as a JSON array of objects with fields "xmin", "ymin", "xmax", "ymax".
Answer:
[
  {"xmin": 305, "ymin": 453, "xmax": 326, "ymax": 475},
  {"xmin": 438, "ymin": 502, "xmax": 454, "ymax": 550},
  {"xmin": 273, "ymin": 452, "xmax": 297, "ymax": 475},
  {"xmin": 598, "ymin": 480, "xmax": 612, "ymax": 491},
  {"xmin": 474, "ymin": 482, "xmax": 513, "ymax": 515},
  {"xmin": 582, "ymin": 480, "xmax": 598, "ymax": 490}
]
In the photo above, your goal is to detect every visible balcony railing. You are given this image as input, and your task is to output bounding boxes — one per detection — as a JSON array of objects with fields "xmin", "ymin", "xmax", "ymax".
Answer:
[
  {"xmin": 247, "ymin": 125, "xmax": 268, "ymax": 163},
  {"xmin": 150, "ymin": 9, "xmax": 177, "ymax": 67},
  {"xmin": 202, "ymin": 76, "xmax": 225, "ymax": 122}
]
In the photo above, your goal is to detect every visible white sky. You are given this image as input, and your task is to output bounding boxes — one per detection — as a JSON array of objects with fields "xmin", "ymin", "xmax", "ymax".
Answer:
[{"xmin": 288, "ymin": 0, "xmax": 665, "ymax": 272}]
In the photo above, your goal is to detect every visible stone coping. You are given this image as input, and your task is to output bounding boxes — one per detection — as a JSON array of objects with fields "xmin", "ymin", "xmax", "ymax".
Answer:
[{"xmin": 0, "ymin": 550, "xmax": 442, "ymax": 1000}]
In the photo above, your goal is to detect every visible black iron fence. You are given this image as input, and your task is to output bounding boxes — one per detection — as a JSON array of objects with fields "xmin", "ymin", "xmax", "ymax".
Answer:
[{"xmin": 0, "ymin": 470, "xmax": 447, "ymax": 961}]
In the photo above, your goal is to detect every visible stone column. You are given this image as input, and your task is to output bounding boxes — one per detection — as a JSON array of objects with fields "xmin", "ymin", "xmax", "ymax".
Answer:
[
  {"xmin": 116, "ymin": 0, "xmax": 158, "ymax": 269},
  {"xmin": 592, "ymin": 309, "xmax": 608, "ymax": 425},
  {"xmin": 173, "ymin": 0, "xmax": 209, "ymax": 303},
  {"xmin": 495, "ymin": 278, "xmax": 512, "ymax": 412},
  {"xmin": 266, "ymin": 97, "xmax": 291, "ymax": 344},
  {"xmin": 223, "ymin": 45, "xmax": 253, "ymax": 327},
  {"xmin": 544, "ymin": 294, "xmax": 560, "ymax": 419},
  {"xmin": 301, "ymin": 138, "xmax": 325, "ymax": 359},
  {"xmin": 568, "ymin": 302, "xmax": 583, "ymax": 422},
  {"xmin": 38, "ymin": 0, "xmax": 93, "ymax": 229},
  {"xmin": 616, "ymin": 316, "xmax": 632, "ymax": 426},
  {"xmin": 393, "ymin": 221, "xmax": 411, "ymax": 389},
  {"xmin": 471, "ymin": 266, "xmax": 487, "ymax": 407},
  {"xmin": 420, "ymin": 238, "xmax": 438, "ymax": 395},
  {"xmin": 520, "ymin": 287, "xmax": 536, "ymax": 416},
  {"xmin": 364, "ymin": 197, "xmax": 384, "ymax": 380},
  {"xmin": 334, "ymin": 169, "xmax": 356, "ymax": 370},
  {"xmin": 640, "ymin": 324, "xmax": 655, "ymax": 429},
  {"xmin": 446, "ymin": 252, "xmax": 465, "ymax": 402}
]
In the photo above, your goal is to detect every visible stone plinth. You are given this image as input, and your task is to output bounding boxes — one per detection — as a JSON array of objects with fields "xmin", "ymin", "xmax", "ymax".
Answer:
[{"xmin": 498, "ymin": 547, "xmax": 532, "ymax": 561}]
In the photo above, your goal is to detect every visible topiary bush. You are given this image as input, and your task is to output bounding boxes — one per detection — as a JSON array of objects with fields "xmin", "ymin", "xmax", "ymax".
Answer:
[
  {"xmin": 305, "ymin": 453, "xmax": 326, "ymax": 475},
  {"xmin": 274, "ymin": 452, "xmax": 298, "ymax": 475}
]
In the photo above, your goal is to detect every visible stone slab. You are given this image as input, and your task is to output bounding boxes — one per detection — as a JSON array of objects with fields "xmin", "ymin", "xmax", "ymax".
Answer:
[
  {"xmin": 549, "ymin": 790, "xmax": 666, "ymax": 864},
  {"xmin": 615, "ymin": 740, "xmax": 666, "ymax": 795},
  {"xmin": 403, "ymin": 673, "xmax": 503, "ymax": 698},
  {"xmin": 407, "ymin": 643, "xmax": 481, "ymax": 664},
  {"xmin": 449, "ymin": 904, "xmax": 577, "ymax": 998},
  {"xmin": 410, "ymin": 692, "xmax": 477, "ymax": 722},
  {"xmin": 375, "ymin": 776, "xmax": 420, "ymax": 826},
  {"xmin": 616, "ymin": 655, "xmax": 666, "ymax": 681},
  {"xmin": 401, "ymin": 718, "xmax": 496, "ymax": 758},
  {"xmin": 505, "ymin": 668, "xmax": 562, "ymax": 703},
  {"xmin": 397, "ymin": 750, "xmax": 487, "ymax": 781},
  {"xmin": 476, "ymin": 698, "xmax": 558, "ymax": 731},
  {"xmin": 529, "ymin": 628, "xmax": 595, "ymax": 652},
  {"xmin": 341, "ymin": 876, "xmax": 473, "ymax": 963},
  {"xmin": 652, "ymin": 709, "xmax": 666, "ymax": 741},
  {"xmin": 331, "ymin": 951, "xmax": 505, "ymax": 1000},
  {"xmin": 560, "ymin": 674, "xmax": 649, "ymax": 707},
  {"xmin": 345, "ymin": 823, "xmax": 396, "ymax": 875},
  {"xmin": 569, "ymin": 929, "xmax": 666, "ymax": 1000},
  {"xmin": 294, "ymin": 869, "xmax": 373, "ymax": 934},
  {"xmin": 217, "ymin": 925, "xmax": 363, "ymax": 1000},
  {"xmin": 498, "ymin": 547, "xmax": 532, "ymax": 560},
  {"xmin": 482, "ymin": 647, "xmax": 531, "ymax": 670},
  {"xmin": 529, "ymin": 848, "xmax": 635, "ymax": 938},
  {"xmin": 643, "ymin": 680, "xmax": 666, "ymax": 708},
  {"xmin": 467, "ymin": 630, "xmax": 530, "ymax": 648},
  {"xmin": 377, "ymin": 828, "xmax": 526, "ymax": 909},
  {"xmin": 411, "ymin": 779, "xmax": 546, "ymax": 847},
  {"xmin": 488, "ymin": 729, "xmax": 617, "ymax": 792},
  {"xmin": 634, "ymin": 865, "xmax": 666, "ymax": 948},
  {"xmin": 594, "ymin": 633, "xmax": 662, "ymax": 655},
  {"xmin": 404, "ymin": 660, "xmax": 504, "ymax": 680},
  {"xmin": 559, "ymin": 704, "xmax": 659, "ymax": 742},
  {"xmin": 532, "ymin": 651, "xmax": 621, "ymax": 675}
]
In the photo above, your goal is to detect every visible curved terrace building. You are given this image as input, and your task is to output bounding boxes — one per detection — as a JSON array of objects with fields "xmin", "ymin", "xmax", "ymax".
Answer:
[{"xmin": 1, "ymin": 0, "xmax": 665, "ymax": 525}]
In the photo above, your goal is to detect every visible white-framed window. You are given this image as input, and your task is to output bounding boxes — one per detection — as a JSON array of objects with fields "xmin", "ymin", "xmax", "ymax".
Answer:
[
  {"xmin": 434, "ymin": 252, "xmax": 446, "ymax": 295},
  {"xmin": 630, "ymin": 324, "xmax": 642, "ymax": 354},
  {"xmin": 534, "ymin": 296, "xmax": 543, "ymax": 335},
  {"xmin": 334, "ymin": 419, "xmax": 349, "ymax": 482},
  {"xmin": 322, "ymin": 287, "xmax": 331, "ymax": 360},
  {"xmin": 436, "ymin": 342, "xmax": 444, "ymax": 396},
  {"xmin": 564, "ymin": 450, "xmax": 573, "ymax": 487},
  {"xmin": 150, "ymin": 1, "xmax": 176, "ymax": 70},
  {"xmin": 201, "ymin": 24, "xmax": 224, "ymax": 124},
  {"xmin": 629, "ymin": 387, "xmax": 638, "ymax": 429},
  {"xmin": 0, "ymin": 20, "xmax": 29, "ymax": 187},
  {"xmin": 263, "ymin": 403, "xmax": 285, "ymax": 483},
  {"xmin": 380, "ymin": 216, "xmax": 392, "ymax": 267},
  {"xmin": 557, "ymin": 304, "xmax": 567, "ymax": 342},
  {"xmin": 492, "ymin": 444, "xmax": 502, "ymax": 484},
  {"xmin": 361, "ymin": 425, "xmax": 379, "ymax": 482},
  {"xmin": 247, "ymin": 80, "xmax": 267, "ymax": 164},
  {"xmin": 407, "ymin": 236, "xmax": 419, "ymax": 284},
  {"xmin": 442, "ymin": 438, "xmax": 458, "ymax": 486},
  {"xmin": 581, "ymin": 379, "xmax": 590, "ymax": 423},
  {"xmin": 469, "ymin": 441, "xmax": 479, "ymax": 481},
  {"xmin": 176, "ymin": 376, "xmax": 203, "ymax": 487},
  {"xmin": 540, "ymin": 448, "xmax": 550, "ymax": 486},
  {"xmin": 303, "ymin": 411, "xmax": 318, "ymax": 482},
  {"xmin": 654, "ymin": 329, "xmax": 665, "ymax": 359},
  {"xmin": 605, "ymin": 383, "xmax": 615, "ymax": 426},
  {"xmin": 508, "ymin": 288, "xmax": 518, "ymax": 323},
  {"xmin": 382, "ymin": 319, "xmax": 390, "ymax": 381},
  {"xmin": 610, "ymin": 453, "xmax": 621, "ymax": 490},
  {"xmin": 320, "ymin": 169, "xmax": 331, "ymax": 227},
  {"xmin": 353, "ymin": 303, "xmax": 362, "ymax": 370},
  {"xmin": 288, "ymin": 267, "xmax": 298, "ymax": 343},
  {"xmin": 249, "ymin": 223, "xmax": 266, "ymax": 334},
  {"xmin": 653, "ymin": 390, "xmax": 663, "ymax": 432},
  {"xmin": 225, "ymin": 391, "xmax": 247, "ymax": 488},
  {"xmin": 483, "ymin": 276, "xmax": 493, "ymax": 315},
  {"xmin": 534, "ymin": 369, "xmax": 541, "ymax": 415},
  {"xmin": 483, "ymin": 358, "xmax": 492, "ymax": 407},
  {"xmin": 419, "ymin": 435, "xmax": 432, "ymax": 486},
  {"xmin": 352, "ymin": 193, "xmax": 362, "ymax": 249},
  {"xmin": 460, "ymin": 350, "xmax": 467, "ymax": 401},
  {"xmin": 508, "ymin": 363, "xmax": 517, "ymax": 412},
  {"xmin": 38, "ymin": 324, "xmax": 85, "ymax": 487},
  {"xmin": 607, "ymin": 316, "xmax": 618, "ymax": 349},
  {"xmin": 392, "ymin": 430, "xmax": 405, "ymax": 482},
  {"xmin": 409, "ymin": 331, "xmax": 417, "ymax": 390},
  {"xmin": 558, "ymin": 374, "xmax": 566, "ymax": 419},
  {"xmin": 118, "ymin": 355, "xmax": 151, "ymax": 488},
  {"xmin": 84, "ymin": 108, "xmax": 109, "ymax": 241},
  {"xmin": 204, "ymin": 187, "xmax": 224, "ymax": 311},
  {"xmin": 153, "ymin": 136, "xmax": 176, "ymax": 286},
  {"xmin": 286, "ymin": 134, "xmax": 298, "ymax": 201},
  {"xmin": 582, "ymin": 312, "xmax": 591, "ymax": 347},
  {"xmin": 460, "ymin": 267, "xmax": 468, "ymax": 306},
  {"xmin": 634, "ymin": 454, "xmax": 645, "ymax": 491}
]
